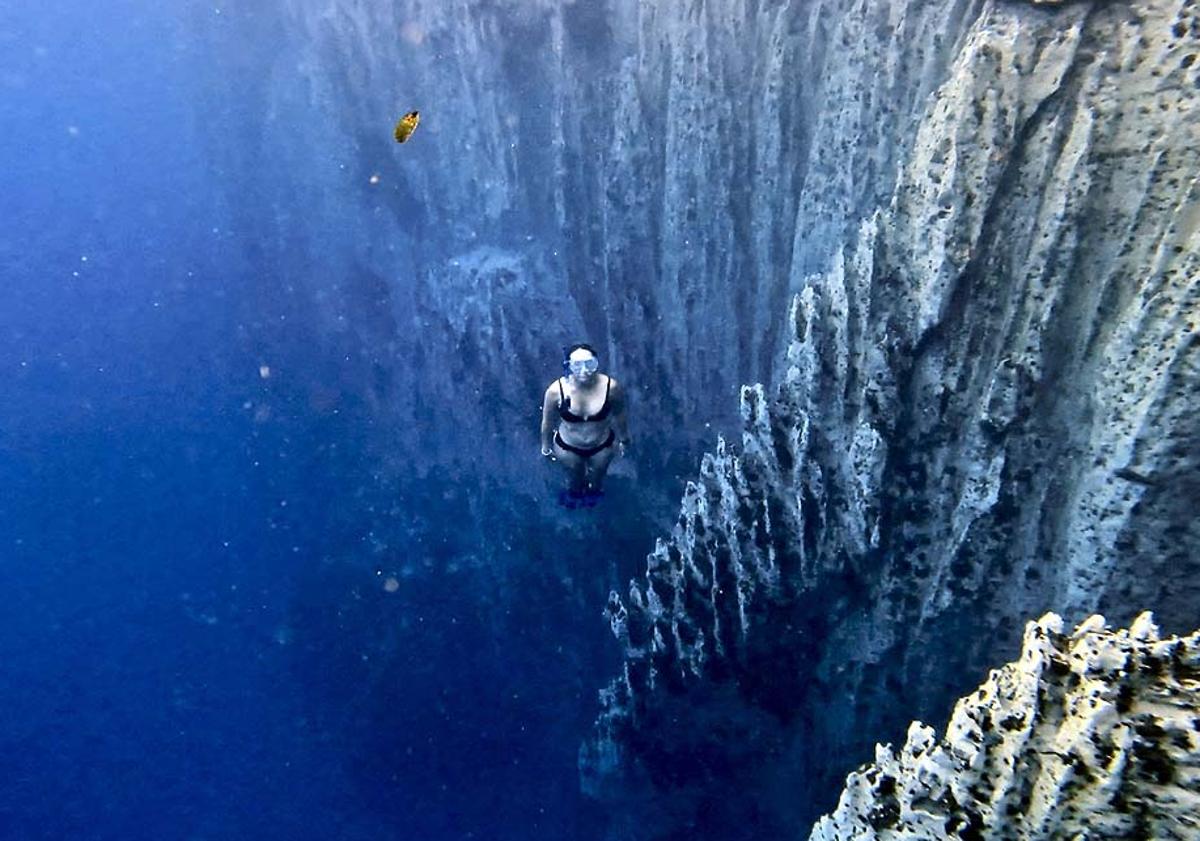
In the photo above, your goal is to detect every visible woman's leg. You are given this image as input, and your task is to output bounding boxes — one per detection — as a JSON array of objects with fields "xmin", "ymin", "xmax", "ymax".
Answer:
[
  {"xmin": 585, "ymin": 444, "xmax": 617, "ymax": 493},
  {"xmin": 551, "ymin": 438, "xmax": 588, "ymax": 493}
]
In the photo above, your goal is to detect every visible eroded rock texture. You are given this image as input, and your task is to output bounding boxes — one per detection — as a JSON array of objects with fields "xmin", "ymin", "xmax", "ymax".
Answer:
[
  {"xmin": 191, "ymin": 0, "xmax": 1015, "ymax": 491},
  {"xmin": 190, "ymin": 0, "xmax": 1198, "ymax": 834},
  {"xmin": 585, "ymin": 0, "xmax": 1199, "ymax": 833},
  {"xmin": 809, "ymin": 613, "xmax": 1200, "ymax": 841}
]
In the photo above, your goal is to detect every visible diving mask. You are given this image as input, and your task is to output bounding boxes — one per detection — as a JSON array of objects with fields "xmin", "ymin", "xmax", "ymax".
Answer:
[{"xmin": 568, "ymin": 357, "xmax": 599, "ymax": 376}]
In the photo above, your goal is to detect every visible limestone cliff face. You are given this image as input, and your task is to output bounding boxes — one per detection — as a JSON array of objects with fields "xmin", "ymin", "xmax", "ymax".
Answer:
[
  {"xmin": 194, "ymin": 0, "xmax": 1006, "ymax": 485},
  {"xmin": 583, "ymin": 0, "xmax": 1199, "ymax": 833},
  {"xmin": 809, "ymin": 613, "xmax": 1200, "ymax": 840},
  {"xmin": 191, "ymin": 0, "xmax": 1199, "ymax": 835},
  {"xmin": 196, "ymin": 0, "xmax": 1196, "ymax": 558}
]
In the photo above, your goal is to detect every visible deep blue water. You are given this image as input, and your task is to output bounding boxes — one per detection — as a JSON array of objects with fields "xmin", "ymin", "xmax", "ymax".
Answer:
[{"xmin": 1, "ymin": 3, "xmax": 648, "ymax": 839}]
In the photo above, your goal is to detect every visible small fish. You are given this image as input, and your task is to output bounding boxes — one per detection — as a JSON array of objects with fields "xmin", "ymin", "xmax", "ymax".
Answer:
[{"xmin": 394, "ymin": 110, "xmax": 420, "ymax": 143}]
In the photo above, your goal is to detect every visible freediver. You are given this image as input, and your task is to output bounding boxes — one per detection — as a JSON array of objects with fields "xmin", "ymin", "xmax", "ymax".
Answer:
[{"xmin": 540, "ymin": 343, "xmax": 630, "ymax": 508}]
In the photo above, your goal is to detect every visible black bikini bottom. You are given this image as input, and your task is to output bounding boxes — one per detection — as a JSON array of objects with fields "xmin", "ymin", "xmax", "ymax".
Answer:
[{"xmin": 554, "ymin": 430, "xmax": 615, "ymax": 458}]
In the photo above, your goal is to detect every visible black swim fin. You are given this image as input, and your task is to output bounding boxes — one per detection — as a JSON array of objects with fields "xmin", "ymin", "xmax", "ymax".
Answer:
[
  {"xmin": 581, "ymin": 489, "xmax": 605, "ymax": 508},
  {"xmin": 558, "ymin": 489, "xmax": 584, "ymax": 510}
]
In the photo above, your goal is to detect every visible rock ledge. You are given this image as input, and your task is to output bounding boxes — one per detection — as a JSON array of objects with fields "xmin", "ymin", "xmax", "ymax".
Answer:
[{"xmin": 809, "ymin": 613, "xmax": 1200, "ymax": 840}]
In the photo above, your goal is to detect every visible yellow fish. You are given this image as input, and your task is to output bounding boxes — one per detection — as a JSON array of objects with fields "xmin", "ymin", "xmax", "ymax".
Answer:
[{"xmin": 394, "ymin": 110, "xmax": 420, "ymax": 143}]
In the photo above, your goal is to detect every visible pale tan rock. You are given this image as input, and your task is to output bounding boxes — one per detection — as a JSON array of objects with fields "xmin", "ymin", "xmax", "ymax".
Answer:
[{"xmin": 809, "ymin": 613, "xmax": 1200, "ymax": 840}]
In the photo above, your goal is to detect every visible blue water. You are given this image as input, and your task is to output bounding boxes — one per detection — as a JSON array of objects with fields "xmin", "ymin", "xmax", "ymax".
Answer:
[{"xmin": 1, "ymin": 3, "xmax": 645, "ymax": 838}]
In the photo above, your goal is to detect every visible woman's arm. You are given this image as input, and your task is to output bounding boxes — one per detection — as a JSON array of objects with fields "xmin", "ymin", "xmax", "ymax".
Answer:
[
  {"xmin": 612, "ymin": 379, "xmax": 631, "ymax": 450},
  {"xmin": 540, "ymin": 384, "xmax": 559, "ymax": 455}
]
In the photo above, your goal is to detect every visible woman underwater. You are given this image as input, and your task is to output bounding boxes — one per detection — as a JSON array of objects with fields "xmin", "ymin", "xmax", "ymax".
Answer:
[{"xmin": 540, "ymin": 343, "xmax": 630, "ymax": 508}]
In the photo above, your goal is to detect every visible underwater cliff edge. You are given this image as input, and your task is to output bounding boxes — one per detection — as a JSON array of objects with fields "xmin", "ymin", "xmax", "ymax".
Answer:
[
  {"xmin": 581, "ymin": 0, "xmax": 1200, "ymax": 836},
  {"xmin": 811, "ymin": 612, "xmax": 1200, "ymax": 840},
  {"xmin": 179, "ymin": 0, "xmax": 1199, "ymax": 836}
]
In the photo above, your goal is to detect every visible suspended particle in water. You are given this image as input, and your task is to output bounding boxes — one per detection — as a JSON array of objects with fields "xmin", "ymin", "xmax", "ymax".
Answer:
[
  {"xmin": 259, "ymin": 364, "xmax": 271, "ymax": 379},
  {"xmin": 400, "ymin": 22, "xmax": 425, "ymax": 46},
  {"xmin": 383, "ymin": 577, "xmax": 400, "ymax": 593},
  {"xmin": 368, "ymin": 174, "xmax": 381, "ymax": 185}
]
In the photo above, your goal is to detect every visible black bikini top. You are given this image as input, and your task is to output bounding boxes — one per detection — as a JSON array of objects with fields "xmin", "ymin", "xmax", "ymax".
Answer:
[{"xmin": 558, "ymin": 376, "xmax": 612, "ymax": 423}]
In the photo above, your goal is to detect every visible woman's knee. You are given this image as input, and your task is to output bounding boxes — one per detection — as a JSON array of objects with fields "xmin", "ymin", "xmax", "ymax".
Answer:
[{"xmin": 588, "ymin": 448, "xmax": 616, "ymax": 477}]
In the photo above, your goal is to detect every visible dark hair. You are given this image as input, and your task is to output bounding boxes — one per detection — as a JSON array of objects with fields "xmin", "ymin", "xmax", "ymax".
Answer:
[{"xmin": 562, "ymin": 342, "xmax": 598, "ymax": 364}]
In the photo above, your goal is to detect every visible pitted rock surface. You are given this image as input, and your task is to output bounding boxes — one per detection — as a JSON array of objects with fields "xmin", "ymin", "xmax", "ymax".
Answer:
[
  {"xmin": 191, "ymin": 0, "xmax": 1200, "ymax": 834},
  {"xmin": 809, "ymin": 613, "xmax": 1200, "ymax": 840},
  {"xmin": 584, "ymin": 0, "xmax": 1199, "ymax": 831}
]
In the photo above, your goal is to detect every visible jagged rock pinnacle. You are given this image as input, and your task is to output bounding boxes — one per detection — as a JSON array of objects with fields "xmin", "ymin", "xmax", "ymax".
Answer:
[{"xmin": 810, "ymin": 613, "xmax": 1200, "ymax": 840}]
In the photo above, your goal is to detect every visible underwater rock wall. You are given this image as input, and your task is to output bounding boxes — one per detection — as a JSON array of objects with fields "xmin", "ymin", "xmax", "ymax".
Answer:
[
  {"xmin": 809, "ymin": 613, "xmax": 1200, "ymax": 840},
  {"xmin": 585, "ymin": 0, "xmax": 1200, "ymax": 833},
  {"xmin": 195, "ymin": 0, "xmax": 1006, "ymax": 484},
  {"xmin": 190, "ymin": 0, "xmax": 1199, "ymax": 834},
  {"xmin": 196, "ymin": 0, "xmax": 1195, "ymax": 531}
]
